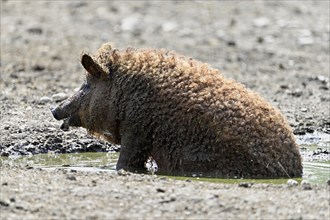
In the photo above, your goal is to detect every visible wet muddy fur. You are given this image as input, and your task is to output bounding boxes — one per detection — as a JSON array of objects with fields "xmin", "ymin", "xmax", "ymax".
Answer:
[{"xmin": 52, "ymin": 43, "xmax": 302, "ymax": 178}]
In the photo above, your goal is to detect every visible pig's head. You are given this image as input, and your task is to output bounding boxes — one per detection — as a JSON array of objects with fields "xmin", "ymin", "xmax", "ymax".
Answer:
[{"xmin": 51, "ymin": 53, "xmax": 119, "ymax": 143}]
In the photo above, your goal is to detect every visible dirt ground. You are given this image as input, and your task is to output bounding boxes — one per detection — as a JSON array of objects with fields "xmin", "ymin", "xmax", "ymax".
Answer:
[{"xmin": 0, "ymin": 1, "xmax": 329, "ymax": 219}]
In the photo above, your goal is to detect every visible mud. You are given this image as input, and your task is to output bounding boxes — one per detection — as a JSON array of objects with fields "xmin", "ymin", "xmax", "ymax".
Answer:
[{"xmin": 1, "ymin": 1, "xmax": 329, "ymax": 219}]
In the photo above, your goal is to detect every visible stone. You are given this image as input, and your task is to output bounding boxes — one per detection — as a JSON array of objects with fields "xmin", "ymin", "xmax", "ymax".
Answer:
[
  {"xmin": 287, "ymin": 179, "xmax": 298, "ymax": 187},
  {"xmin": 52, "ymin": 93, "xmax": 68, "ymax": 102},
  {"xmin": 40, "ymin": 96, "xmax": 51, "ymax": 104},
  {"xmin": 253, "ymin": 17, "xmax": 270, "ymax": 28},
  {"xmin": 301, "ymin": 180, "xmax": 312, "ymax": 190}
]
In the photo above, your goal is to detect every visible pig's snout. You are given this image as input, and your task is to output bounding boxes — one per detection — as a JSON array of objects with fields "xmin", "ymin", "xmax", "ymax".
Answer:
[
  {"xmin": 50, "ymin": 97, "xmax": 80, "ymax": 121},
  {"xmin": 50, "ymin": 89, "xmax": 85, "ymax": 129},
  {"xmin": 50, "ymin": 106, "xmax": 62, "ymax": 120},
  {"xmin": 51, "ymin": 104, "xmax": 83, "ymax": 130},
  {"xmin": 50, "ymin": 104, "xmax": 73, "ymax": 121}
]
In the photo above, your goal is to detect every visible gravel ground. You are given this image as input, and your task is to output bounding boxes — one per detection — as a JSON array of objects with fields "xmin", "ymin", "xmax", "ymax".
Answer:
[
  {"xmin": 1, "ymin": 166, "xmax": 329, "ymax": 220},
  {"xmin": 1, "ymin": 1, "xmax": 329, "ymax": 219}
]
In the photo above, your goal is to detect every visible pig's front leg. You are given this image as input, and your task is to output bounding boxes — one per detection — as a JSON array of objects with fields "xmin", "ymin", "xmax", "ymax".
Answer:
[{"xmin": 116, "ymin": 130, "xmax": 151, "ymax": 173}]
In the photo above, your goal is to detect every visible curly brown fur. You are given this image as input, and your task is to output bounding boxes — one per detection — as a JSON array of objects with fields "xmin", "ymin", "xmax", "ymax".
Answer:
[{"xmin": 68, "ymin": 43, "xmax": 303, "ymax": 178}]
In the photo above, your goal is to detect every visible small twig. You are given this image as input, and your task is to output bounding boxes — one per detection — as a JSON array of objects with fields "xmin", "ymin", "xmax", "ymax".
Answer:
[{"xmin": 278, "ymin": 161, "xmax": 291, "ymax": 178}]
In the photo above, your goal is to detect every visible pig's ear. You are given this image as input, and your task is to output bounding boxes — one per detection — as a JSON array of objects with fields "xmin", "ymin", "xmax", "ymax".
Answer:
[{"xmin": 81, "ymin": 53, "xmax": 106, "ymax": 79}]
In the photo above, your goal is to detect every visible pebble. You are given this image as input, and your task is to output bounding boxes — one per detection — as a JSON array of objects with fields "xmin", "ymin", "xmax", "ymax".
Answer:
[
  {"xmin": 40, "ymin": 96, "xmax": 51, "ymax": 104},
  {"xmin": 280, "ymin": 84, "xmax": 289, "ymax": 89},
  {"xmin": 301, "ymin": 180, "xmax": 312, "ymax": 190},
  {"xmin": 264, "ymin": 35, "xmax": 275, "ymax": 43},
  {"xmin": 316, "ymin": 75, "xmax": 328, "ymax": 83},
  {"xmin": 96, "ymin": 7, "xmax": 111, "ymax": 19},
  {"xmin": 121, "ymin": 16, "xmax": 139, "ymax": 32},
  {"xmin": 299, "ymin": 29, "xmax": 312, "ymax": 37},
  {"xmin": 156, "ymin": 188, "xmax": 166, "ymax": 193},
  {"xmin": 27, "ymin": 27, "xmax": 42, "ymax": 34},
  {"xmin": 117, "ymin": 169, "xmax": 130, "ymax": 176},
  {"xmin": 216, "ymin": 29, "xmax": 226, "ymax": 39},
  {"xmin": 32, "ymin": 64, "xmax": 45, "ymax": 71},
  {"xmin": 279, "ymin": 63, "xmax": 285, "ymax": 70},
  {"xmin": 0, "ymin": 200, "xmax": 9, "ymax": 207},
  {"xmin": 298, "ymin": 37, "xmax": 314, "ymax": 46},
  {"xmin": 287, "ymin": 179, "xmax": 298, "ymax": 187},
  {"xmin": 288, "ymin": 60, "xmax": 295, "ymax": 66},
  {"xmin": 52, "ymin": 93, "xmax": 68, "ymax": 102},
  {"xmin": 297, "ymin": 29, "xmax": 314, "ymax": 45},
  {"xmin": 253, "ymin": 17, "xmax": 270, "ymax": 28},
  {"xmin": 68, "ymin": 1, "xmax": 87, "ymax": 8},
  {"xmin": 66, "ymin": 174, "xmax": 77, "ymax": 181},
  {"xmin": 238, "ymin": 182, "xmax": 253, "ymax": 188},
  {"xmin": 287, "ymin": 89, "xmax": 303, "ymax": 97},
  {"xmin": 227, "ymin": 40, "xmax": 236, "ymax": 47},
  {"xmin": 162, "ymin": 22, "xmax": 177, "ymax": 32}
]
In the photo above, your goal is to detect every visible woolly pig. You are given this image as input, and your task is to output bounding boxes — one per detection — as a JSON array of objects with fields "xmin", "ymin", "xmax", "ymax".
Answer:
[{"xmin": 51, "ymin": 43, "xmax": 302, "ymax": 178}]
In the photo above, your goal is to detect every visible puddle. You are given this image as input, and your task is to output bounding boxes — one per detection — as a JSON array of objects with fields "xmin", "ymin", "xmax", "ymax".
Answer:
[
  {"xmin": 1, "ymin": 140, "xmax": 329, "ymax": 185},
  {"xmin": 0, "ymin": 152, "xmax": 119, "ymax": 172}
]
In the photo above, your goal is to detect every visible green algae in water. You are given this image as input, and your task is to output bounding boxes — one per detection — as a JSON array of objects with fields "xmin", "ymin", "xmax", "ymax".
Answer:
[
  {"xmin": 0, "ymin": 152, "xmax": 119, "ymax": 171},
  {"xmin": 162, "ymin": 175, "xmax": 301, "ymax": 185},
  {"xmin": 1, "ymin": 144, "xmax": 329, "ymax": 184},
  {"xmin": 303, "ymin": 162, "xmax": 330, "ymax": 184}
]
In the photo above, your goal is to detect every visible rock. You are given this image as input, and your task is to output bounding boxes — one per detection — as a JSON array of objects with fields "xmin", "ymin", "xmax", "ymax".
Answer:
[
  {"xmin": 287, "ymin": 179, "xmax": 298, "ymax": 187},
  {"xmin": 238, "ymin": 182, "xmax": 253, "ymax": 188},
  {"xmin": 10, "ymin": 73, "xmax": 18, "ymax": 79},
  {"xmin": 66, "ymin": 174, "xmax": 77, "ymax": 181},
  {"xmin": 264, "ymin": 35, "xmax": 275, "ymax": 43},
  {"xmin": 96, "ymin": 7, "xmax": 111, "ymax": 19},
  {"xmin": 32, "ymin": 64, "xmax": 45, "ymax": 71},
  {"xmin": 27, "ymin": 27, "xmax": 42, "ymax": 34},
  {"xmin": 39, "ymin": 96, "xmax": 51, "ymax": 104},
  {"xmin": 288, "ymin": 60, "xmax": 295, "ymax": 66},
  {"xmin": 257, "ymin": 36, "xmax": 264, "ymax": 43},
  {"xmin": 287, "ymin": 89, "xmax": 303, "ymax": 97},
  {"xmin": 293, "ymin": 129, "xmax": 306, "ymax": 135},
  {"xmin": 216, "ymin": 29, "xmax": 226, "ymax": 39},
  {"xmin": 68, "ymin": 1, "xmax": 87, "ymax": 8},
  {"xmin": 298, "ymin": 37, "xmax": 314, "ymax": 46},
  {"xmin": 162, "ymin": 22, "xmax": 177, "ymax": 32},
  {"xmin": 301, "ymin": 180, "xmax": 312, "ymax": 190},
  {"xmin": 227, "ymin": 40, "xmax": 236, "ymax": 47},
  {"xmin": 280, "ymin": 84, "xmax": 289, "ymax": 89},
  {"xmin": 253, "ymin": 17, "xmax": 270, "ymax": 28},
  {"xmin": 0, "ymin": 200, "xmax": 9, "ymax": 207},
  {"xmin": 298, "ymin": 29, "xmax": 314, "ymax": 45},
  {"xmin": 52, "ymin": 93, "xmax": 68, "ymax": 102},
  {"xmin": 299, "ymin": 29, "xmax": 312, "ymax": 37},
  {"xmin": 316, "ymin": 75, "xmax": 328, "ymax": 84},
  {"xmin": 327, "ymin": 179, "xmax": 330, "ymax": 186},
  {"xmin": 156, "ymin": 188, "xmax": 166, "ymax": 193},
  {"xmin": 117, "ymin": 169, "xmax": 130, "ymax": 176},
  {"xmin": 121, "ymin": 17, "xmax": 139, "ymax": 32},
  {"xmin": 306, "ymin": 127, "xmax": 314, "ymax": 133},
  {"xmin": 279, "ymin": 63, "xmax": 285, "ymax": 70}
]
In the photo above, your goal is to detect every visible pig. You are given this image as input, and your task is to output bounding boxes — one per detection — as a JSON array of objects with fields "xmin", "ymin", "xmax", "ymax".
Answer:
[{"xmin": 51, "ymin": 42, "xmax": 302, "ymax": 178}]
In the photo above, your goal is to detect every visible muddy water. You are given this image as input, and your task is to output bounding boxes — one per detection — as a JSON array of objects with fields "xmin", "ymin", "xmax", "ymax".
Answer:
[
  {"xmin": 0, "ymin": 152, "xmax": 118, "ymax": 172},
  {"xmin": 1, "ymin": 141, "xmax": 329, "ymax": 185}
]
